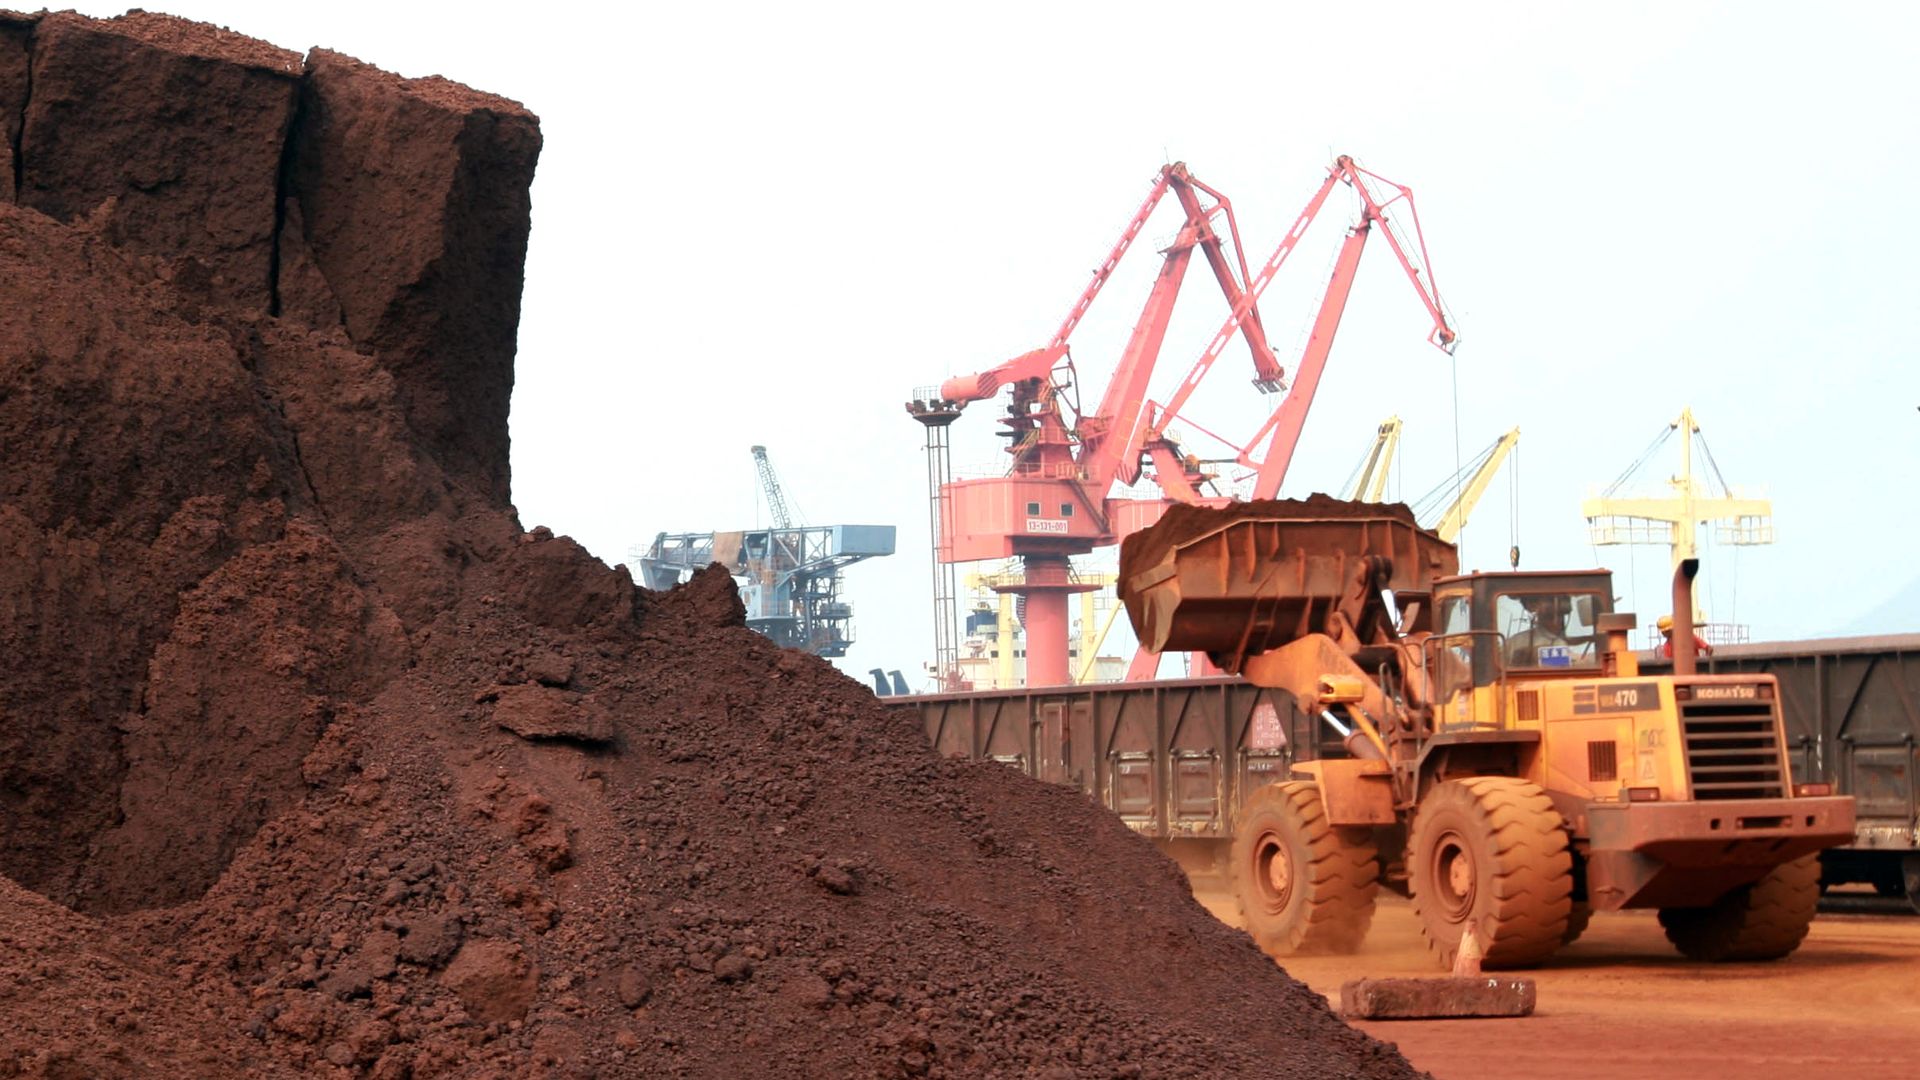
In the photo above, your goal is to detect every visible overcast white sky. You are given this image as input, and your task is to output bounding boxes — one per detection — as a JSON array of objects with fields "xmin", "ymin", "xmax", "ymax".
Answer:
[{"xmin": 77, "ymin": 1, "xmax": 1920, "ymax": 682}]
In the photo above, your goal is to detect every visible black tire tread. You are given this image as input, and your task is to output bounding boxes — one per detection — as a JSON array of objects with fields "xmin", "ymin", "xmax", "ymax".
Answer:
[
  {"xmin": 1658, "ymin": 855, "xmax": 1820, "ymax": 962},
  {"xmin": 1408, "ymin": 776, "xmax": 1573, "ymax": 969},
  {"xmin": 1231, "ymin": 782, "xmax": 1380, "ymax": 956}
]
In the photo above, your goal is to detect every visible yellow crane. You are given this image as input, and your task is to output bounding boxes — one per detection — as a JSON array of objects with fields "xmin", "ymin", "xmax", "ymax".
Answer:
[
  {"xmin": 1343, "ymin": 416, "xmax": 1403, "ymax": 502},
  {"xmin": 1427, "ymin": 426, "xmax": 1520, "ymax": 543},
  {"xmin": 1355, "ymin": 420, "xmax": 1520, "ymax": 545},
  {"xmin": 1581, "ymin": 405, "xmax": 1771, "ymax": 630}
]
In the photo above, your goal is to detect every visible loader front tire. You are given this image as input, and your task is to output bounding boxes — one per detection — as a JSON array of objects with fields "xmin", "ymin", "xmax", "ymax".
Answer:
[
  {"xmin": 1658, "ymin": 855, "xmax": 1821, "ymax": 961},
  {"xmin": 1231, "ymin": 782, "xmax": 1378, "ymax": 957},
  {"xmin": 1409, "ymin": 777, "xmax": 1573, "ymax": 969}
]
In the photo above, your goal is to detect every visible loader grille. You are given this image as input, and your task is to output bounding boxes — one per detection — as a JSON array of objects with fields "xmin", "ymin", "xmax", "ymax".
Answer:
[
  {"xmin": 1587, "ymin": 740, "xmax": 1618, "ymax": 782},
  {"xmin": 1678, "ymin": 697, "xmax": 1786, "ymax": 800},
  {"xmin": 1515, "ymin": 691, "xmax": 1540, "ymax": 723}
]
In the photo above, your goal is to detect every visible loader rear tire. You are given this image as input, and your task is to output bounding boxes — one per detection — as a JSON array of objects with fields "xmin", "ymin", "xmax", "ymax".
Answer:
[
  {"xmin": 1658, "ymin": 855, "xmax": 1820, "ymax": 962},
  {"xmin": 1408, "ymin": 777, "xmax": 1573, "ymax": 969},
  {"xmin": 1231, "ymin": 782, "xmax": 1379, "ymax": 957}
]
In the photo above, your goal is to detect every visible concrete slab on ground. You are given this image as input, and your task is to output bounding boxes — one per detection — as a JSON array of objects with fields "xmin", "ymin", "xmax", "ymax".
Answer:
[{"xmin": 1340, "ymin": 976, "xmax": 1536, "ymax": 1019}]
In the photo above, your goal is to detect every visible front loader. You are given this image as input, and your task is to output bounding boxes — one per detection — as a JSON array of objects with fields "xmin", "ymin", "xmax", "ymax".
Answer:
[{"xmin": 1118, "ymin": 498, "xmax": 1854, "ymax": 968}]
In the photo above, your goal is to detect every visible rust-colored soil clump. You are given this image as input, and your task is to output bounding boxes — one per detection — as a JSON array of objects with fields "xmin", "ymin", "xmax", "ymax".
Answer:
[{"xmin": 0, "ymin": 11, "xmax": 1423, "ymax": 1078}]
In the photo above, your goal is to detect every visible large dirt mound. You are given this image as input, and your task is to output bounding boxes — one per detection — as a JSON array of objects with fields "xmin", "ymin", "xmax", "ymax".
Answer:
[{"xmin": 0, "ymin": 11, "xmax": 1423, "ymax": 1078}]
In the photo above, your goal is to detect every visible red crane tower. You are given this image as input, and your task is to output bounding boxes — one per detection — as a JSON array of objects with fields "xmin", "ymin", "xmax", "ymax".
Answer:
[
  {"xmin": 910, "ymin": 162, "xmax": 1277, "ymax": 689},
  {"xmin": 908, "ymin": 156, "xmax": 1457, "ymax": 689}
]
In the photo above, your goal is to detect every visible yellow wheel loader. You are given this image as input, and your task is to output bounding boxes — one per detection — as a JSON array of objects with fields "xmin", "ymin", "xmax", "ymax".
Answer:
[{"xmin": 1114, "ymin": 500, "xmax": 1853, "ymax": 967}]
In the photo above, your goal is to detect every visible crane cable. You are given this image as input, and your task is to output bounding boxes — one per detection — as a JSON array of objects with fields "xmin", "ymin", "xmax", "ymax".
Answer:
[
  {"xmin": 1508, "ymin": 436, "xmax": 1521, "ymax": 569},
  {"xmin": 1409, "ymin": 433, "xmax": 1501, "ymax": 524},
  {"xmin": 1695, "ymin": 428, "xmax": 1734, "ymax": 499},
  {"xmin": 1694, "ymin": 427, "xmax": 1741, "ymax": 637},
  {"xmin": 1628, "ymin": 534, "xmax": 1639, "ymax": 639},
  {"xmin": 1337, "ymin": 445, "xmax": 1371, "ymax": 503},
  {"xmin": 1395, "ymin": 423, "xmax": 1404, "ymax": 505},
  {"xmin": 1601, "ymin": 423, "xmax": 1676, "ymax": 498},
  {"xmin": 1731, "ymin": 518, "xmax": 1741, "ymax": 634},
  {"xmin": 1594, "ymin": 419, "xmax": 1679, "ymax": 625},
  {"xmin": 1449, "ymin": 351, "xmax": 1464, "ymax": 550}
]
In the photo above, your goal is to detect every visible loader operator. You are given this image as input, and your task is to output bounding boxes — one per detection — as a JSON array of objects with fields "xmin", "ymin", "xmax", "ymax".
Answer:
[{"xmin": 1504, "ymin": 594, "xmax": 1574, "ymax": 668}]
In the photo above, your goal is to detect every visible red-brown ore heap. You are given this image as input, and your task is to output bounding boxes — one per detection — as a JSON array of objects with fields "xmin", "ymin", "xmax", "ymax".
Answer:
[{"xmin": 0, "ymin": 10, "xmax": 1424, "ymax": 1078}]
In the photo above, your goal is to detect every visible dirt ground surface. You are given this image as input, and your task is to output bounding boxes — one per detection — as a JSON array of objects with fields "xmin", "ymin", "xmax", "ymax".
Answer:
[{"xmin": 1200, "ymin": 890, "xmax": 1920, "ymax": 1080}]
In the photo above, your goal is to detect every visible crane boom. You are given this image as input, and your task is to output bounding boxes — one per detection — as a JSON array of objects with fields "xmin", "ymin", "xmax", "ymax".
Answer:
[
  {"xmin": 1143, "ymin": 168, "xmax": 1345, "ymax": 446},
  {"xmin": 1050, "ymin": 169, "xmax": 1177, "ymax": 347},
  {"xmin": 1431, "ymin": 427, "xmax": 1519, "ymax": 542},
  {"xmin": 750, "ymin": 445, "xmax": 793, "ymax": 530},
  {"xmin": 1347, "ymin": 416, "xmax": 1403, "ymax": 502},
  {"xmin": 1247, "ymin": 220, "xmax": 1372, "ymax": 498},
  {"xmin": 1171, "ymin": 173, "xmax": 1285, "ymax": 387},
  {"xmin": 1076, "ymin": 169, "xmax": 1220, "ymax": 492},
  {"xmin": 1345, "ymin": 160, "xmax": 1457, "ymax": 354},
  {"xmin": 938, "ymin": 168, "xmax": 1180, "ymax": 405},
  {"xmin": 1230, "ymin": 157, "xmax": 1457, "ymax": 498}
]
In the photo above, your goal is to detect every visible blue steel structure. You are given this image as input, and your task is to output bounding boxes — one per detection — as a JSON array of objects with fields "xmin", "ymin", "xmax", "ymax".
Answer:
[{"xmin": 637, "ymin": 449, "xmax": 894, "ymax": 658}]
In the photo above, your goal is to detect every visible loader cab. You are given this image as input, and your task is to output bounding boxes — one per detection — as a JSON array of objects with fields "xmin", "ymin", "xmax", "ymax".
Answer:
[
  {"xmin": 1428, "ymin": 568, "xmax": 1620, "ymax": 691},
  {"xmin": 1432, "ymin": 571, "xmax": 1615, "ymax": 684}
]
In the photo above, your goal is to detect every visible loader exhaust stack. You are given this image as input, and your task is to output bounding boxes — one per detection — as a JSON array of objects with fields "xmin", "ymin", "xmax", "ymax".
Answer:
[{"xmin": 1671, "ymin": 558, "xmax": 1700, "ymax": 677}]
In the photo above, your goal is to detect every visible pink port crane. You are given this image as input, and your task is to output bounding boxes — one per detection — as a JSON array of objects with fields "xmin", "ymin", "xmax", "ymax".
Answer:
[
  {"xmin": 917, "ymin": 157, "xmax": 1456, "ymax": 688},
  {"xmin": 928, "ymin": 162, "xmax": 1279, "ymax": 687},
  {"xmin": 1143, "ymin": 155, "xmax": 1458, "ymax": 501}
]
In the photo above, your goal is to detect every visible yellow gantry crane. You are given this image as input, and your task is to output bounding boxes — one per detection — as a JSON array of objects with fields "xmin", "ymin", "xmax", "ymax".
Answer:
[{"xmin": 1581, "ymin": 405, "xmax": 1772, "ymax": 628}]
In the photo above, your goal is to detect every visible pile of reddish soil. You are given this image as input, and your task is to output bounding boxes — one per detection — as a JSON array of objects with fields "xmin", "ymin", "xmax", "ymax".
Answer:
[{"xmin": 0, "ymin": 11, "xmax": 1424, "ymax": 1078}]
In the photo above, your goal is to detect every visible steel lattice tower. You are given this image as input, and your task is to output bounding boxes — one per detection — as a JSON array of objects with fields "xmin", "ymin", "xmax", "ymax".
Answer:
[{"xmin": 907, "ymin": 389, "xmax": 964, "ymax": 691}]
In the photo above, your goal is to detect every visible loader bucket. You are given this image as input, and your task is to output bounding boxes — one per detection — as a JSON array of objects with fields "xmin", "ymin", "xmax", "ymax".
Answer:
[{"xmin": 1118, "ymin": 497, "xmax": 1458, "ymax": 663}]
